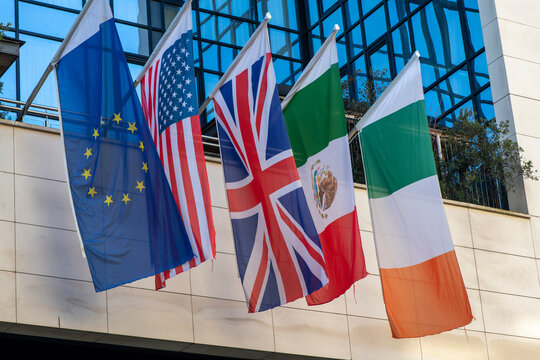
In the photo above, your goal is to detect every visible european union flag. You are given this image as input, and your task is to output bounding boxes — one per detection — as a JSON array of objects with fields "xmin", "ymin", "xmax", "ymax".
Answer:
[{"xmin": 54, "ymin": 0, "xmax": 194, "ymax": 291}]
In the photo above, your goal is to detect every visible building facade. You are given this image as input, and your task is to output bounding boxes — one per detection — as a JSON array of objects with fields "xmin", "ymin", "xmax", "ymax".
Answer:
[{"xmin": 0, "ymin": 0, "xmax": 540, "ymax": 359}]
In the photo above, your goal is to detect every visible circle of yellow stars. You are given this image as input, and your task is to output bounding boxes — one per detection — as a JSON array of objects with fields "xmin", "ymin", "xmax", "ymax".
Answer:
[{"xmin": 81, "ymin": 112, "xmax": 148, "ymax": 208}]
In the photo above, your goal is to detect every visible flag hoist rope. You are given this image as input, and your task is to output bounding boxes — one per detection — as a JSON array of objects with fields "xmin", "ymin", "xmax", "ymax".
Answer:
[
  {"xmin": 16, "ymin": 0, "xmax": 97, "ymax": 122},
  {"xmin": 197, "ymin": 12, "xmax": 272, "ymax": 116}
]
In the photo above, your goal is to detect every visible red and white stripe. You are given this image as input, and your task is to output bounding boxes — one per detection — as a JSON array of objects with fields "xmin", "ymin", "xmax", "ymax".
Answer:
[{"xmin": 140, "ymin": 59, "xmax": 216, "ymax": 289}]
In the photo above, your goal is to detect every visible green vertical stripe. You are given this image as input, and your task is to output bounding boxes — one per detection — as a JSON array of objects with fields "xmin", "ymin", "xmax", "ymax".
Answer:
[
  {"xmin": 360, "ymin": 100, "xmax": 437, "ymax": 199},
  {"xmin": 283, "ymin": 63, "xmax": 346, "ymax": 168}
]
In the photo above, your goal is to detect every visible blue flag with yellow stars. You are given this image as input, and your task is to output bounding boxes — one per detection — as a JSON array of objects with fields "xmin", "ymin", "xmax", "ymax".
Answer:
[{"xmin": 54, "ymin": 0, "xmax": 194, "ymax": 292}]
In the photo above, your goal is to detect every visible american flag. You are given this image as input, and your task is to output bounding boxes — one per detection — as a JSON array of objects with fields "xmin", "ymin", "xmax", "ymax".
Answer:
[
  {"xmin": 212, "ymin": 25, "xmax": 328, "ymax": 312},
  {"xmin": 140, "ymin": 3, "xmax": 215, "ymax": 289}
]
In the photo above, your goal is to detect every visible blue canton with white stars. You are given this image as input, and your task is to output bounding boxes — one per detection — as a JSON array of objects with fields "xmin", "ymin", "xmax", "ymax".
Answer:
[{"xmin": 158, "ymin": 31, "xmax": 197, "ymax": 134}]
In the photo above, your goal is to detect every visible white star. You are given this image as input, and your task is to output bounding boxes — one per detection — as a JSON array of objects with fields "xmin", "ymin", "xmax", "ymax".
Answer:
[
  {"xmin": 172, "ymin": 92, "xmax": 177, "ymax": 97},
  {"xmin": 173, "ymin": 105, "xmax": 178, "ymax": 111},
  {"xmin": 185, "ymin": 79, "xmax": 191, "ymax": 85},
  {"xmin": 181, "ymin": 47, "xmax": 186, "ymax": 53},
  {"xmin": 185, "ymin": 65, "xmax": 190, "ymax": 71},
  {"xmin": 182, "ymin": 101, "xmax": 187, "ymax": 107},
  {"xmin": 188, "ymin": 106, "xmax": 193, "ymax": 112},
  {"xmin": 185, "ymin": 52, "xmax": 190, "ymax": 57},
  {"xmin": 187, "ymin": 92, "xmax": 192, "ymax": 98},
  {"xmin": 176, "ymin": 69, "xmax": 182, "ymax": 75}
]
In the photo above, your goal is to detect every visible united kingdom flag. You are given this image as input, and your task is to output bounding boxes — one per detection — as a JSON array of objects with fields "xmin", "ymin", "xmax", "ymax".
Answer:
[{"xmin": 212, "ymin": 23, "xmax": 328, "ymax": 312}]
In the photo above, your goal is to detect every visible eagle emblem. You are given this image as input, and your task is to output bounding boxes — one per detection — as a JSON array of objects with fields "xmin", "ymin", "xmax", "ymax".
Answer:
[{"xmin": 311, "ymin": 160, "xmax": 338, "ymax": 218}]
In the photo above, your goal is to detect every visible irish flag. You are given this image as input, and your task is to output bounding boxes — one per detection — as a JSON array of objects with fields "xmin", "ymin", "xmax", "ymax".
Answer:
[
  {"xmin": 282, "ymin": 26, "xmax": 367, "ymax": 306},
  {"xmin": 355, "ymin": 51, "xmax": 472, "ymax": 338}
]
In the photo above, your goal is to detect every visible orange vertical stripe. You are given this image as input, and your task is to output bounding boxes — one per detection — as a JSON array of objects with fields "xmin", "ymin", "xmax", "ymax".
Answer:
[{"xmin": 380, "ymin": 250, "xmax": 472, "ymax": 338}]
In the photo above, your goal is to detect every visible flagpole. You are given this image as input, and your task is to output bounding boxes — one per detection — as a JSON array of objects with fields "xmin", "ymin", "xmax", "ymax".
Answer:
[
  {"xmin": 198, "ymin": 12, "xmax": 272, "ymax": 116},
  {"xmin": 16, "ymin": 0, "xmax": 96, "ymax": 122},
  {"xmin": 133, "ymin": 0, "xmax": 192, "ymax": 88},
  {"xmin": 347, "ymin": 51, "xmax": 421, "ymax": 141},
  {"xmin": 281, "ymin": 24, "xmax": 340, "ymax": 110}
]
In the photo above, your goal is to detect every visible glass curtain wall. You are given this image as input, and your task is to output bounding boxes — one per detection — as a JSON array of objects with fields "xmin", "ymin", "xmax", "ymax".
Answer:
[{"xmin": 0, "ymin": 0, "xmax": 305, "ymax": 128}]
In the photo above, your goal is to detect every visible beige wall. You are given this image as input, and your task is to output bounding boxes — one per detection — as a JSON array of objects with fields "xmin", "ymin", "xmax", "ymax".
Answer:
[{"xmin": 0, "ymin": 119, "xmax": 539, "ymax": 359}]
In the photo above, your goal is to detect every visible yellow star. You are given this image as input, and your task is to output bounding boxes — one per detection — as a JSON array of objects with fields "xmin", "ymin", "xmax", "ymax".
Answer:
[
  {"xmin": 139, "ymin": 141, "xmax": 144, "ymax": 152},
  {"xmin": 84, "ymin": 147, "xmax": 92, "ymax": 159},
  {"xmin": 127, "ymin": 122, "xmax": 137, "ymax": 134},
  {"xmin": 136, "ymin": 180, "xmax": 145, "ymax": 192},
  {"xmin": 121, "ymin": 193, "xmax": 131, "ymax": 205},
  {"xmin": 100, "ymin": 116, "xmax": 104, "ymax": 125},
  {"xmin": 92, "ymin": 128, "xmax": 99, "ymax": 139},
  {"xmin": 104, "ymin": 195, "xmax": 114, "ymax": 207},
  {"xmin": 82, "ymin": 168, "xmax": 92, "ymax": 180},
  {"xmin": 113, "ymin": 113, "xmax": 122, "ymax": 124},
  {"xmin": 142, "ymin": 162, "xmax": 148, "ymax": 173},
  {"xmin": 88, "ymin": 187, "xmax": 97, "ymax": 198}
]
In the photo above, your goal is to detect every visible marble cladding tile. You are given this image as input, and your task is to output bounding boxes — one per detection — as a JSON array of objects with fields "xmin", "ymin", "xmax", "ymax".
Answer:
[
  {"xmin": 130, "ymin": 268, "xmax": 191, "ymax": 294},
  {"xmin": 486, "ymin": 333, "xmax": 540, "ymax": 360},
  {"xmin": 420, "ymin": 329, "xmax": 488, "ymax": 360},
  {"xmin": 0, "ymin": 270, "xmax": 15, "ymax": 323},
  {"xmin": 481, "ymin": 290, "xmax": 540, "ymax": 338},
  {"xmin": 348, "ymin": 316, "xmax": 421, "ymax": 360},
  {"xmin": 14, "ymin": 127, "xmax": 64, "ymax": 181},
  {"xmin": 14, "ymin": 174, "xmax": 76, "ymax": 231},
  {"xmin": 477, "ymin": 0, "xmax": 497, "ymax": 28},
  {"xmin": 272, "ymin": 306, "xmax": 350, "ymax": 359},
  {"xmin": 16, "ymin": 273, "xmax": 107, "ymax": 333},
  {"xmin": 469, "ymin": 208, "xmax": 534, "ymax": 257},
  {"xmin": 282, "ymin": 291, "xmax": 347, "ymax": 315},
  {"xmin": 0, "ymin": 220, "xmax": 14, "ymax": 271},
  {"xmin": 482, "ymin": 17, "xmax": 503, "ymax": 65},
  {"xmin": 191, "ymin": 296, "xmax": 274, "ymax": 352},
  {"xmin": 107, "ymin": 286, "xmax": 193, "ymax": 342},
  {"xmin": 354, "ymin": 188, "xmax": 372, "ymax": 232},
  {"xmin": 466, "ymin": 289, "xmax": 485, "ymax": 332},
  {"xmin": 0, "ymin": 124, "xmax": 13, "ymax": 173},
  {"xmin": 344, "ymin": 274, "xmax": 387, "ymax": 320},
  {"xmin": 504, "ymin": 57, "xmax": 540, "ymax": 102},
  {"xmin": 15, "ymin": 223, "xmax": 90, "ymax": 281},
  {"xmin": 487, "ymin": 56, "xmax": 510, "ymax": 104},
  {"xmin": 444, "ymin": 204, "xmax": 472, "ymax": 248},
  {"xmin": 0, "ymin": 172, "xmax": 14, "ymax": 222},
  {"xmin": 515, "ymin": 134, "xmax": 540, "ymax": 217},
  {"xmin": 507, "ymin": 95, "xmax": 540, "ymax": 139},
  {"xmin": 212, "ymin": 206, "xmax": 235, "ymax": 255},
  {"xmin": 359, "ymin": 231, "xmax": 379, "ymax": 275},
  {"xmin": 206, "ymin": 162, "xmax": 227, "ymax": 209},
  {"xmin": 475, "ymin": 249, "xmax": 540, "ymax": 298},
  {"xmin": 529, "ymin": 216, "xmax": 540, "ymax": 259},
  {"xmin": 189, "ymin": 252, "xmax": 245, "ymax": 302},
  {"xmin": 491, "ymin": 0, "xmax": 540, "ymax": 30},
  {"xmin": 455, "ymin": 246, "xmax": 479, "ymax": 290}
]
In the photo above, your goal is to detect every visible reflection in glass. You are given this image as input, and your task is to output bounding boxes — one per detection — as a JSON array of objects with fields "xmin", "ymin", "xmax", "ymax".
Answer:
[
  {"xmin": 198, "ymin": 0, "xmax": 252, "ymax": 19},
  {"xmin": 361, "ymin": 0, "xmax": 382, "ymax": 15},
  {"xmin": 0, "ymin": 0, "xmax": 15, "ymax": 25},
  {"xmin": 388, "ymin": 0, "xmax": 408, "ymax": 27},
  {"xmin": 477, "ymin": 87, "xmax": 494, "ymax": 121},
  {"xmin": 19, "ymin": 35, "xmax": 61, "ymax": 107},
  {"xmin": 363, "ymin": 5, "xmax": 386, "ymax": 45},
  {"xmin": 257, "ymin": 0, "xmax": 298, "ymax": 30},
  {"xmin": 19, "ymin": 2, "xmax": 77, "ymax": 39},
  {"xmin": 350, "ymin": 24, "xmax": 363, "ymax": 56},
  {"xmin": 470, "ymin": 51, "xmax": 489, "ymax": 91},
  {"xmin": 114, "ymin": 0, "xmax": 148, "ymax": 25},
  {"xmin": 392, "ymin": 22, "xmax": 412, "ymax": 74},
  {"xmin": 116, "ymin": 23, "xmax": 149, "ymax": 55}
]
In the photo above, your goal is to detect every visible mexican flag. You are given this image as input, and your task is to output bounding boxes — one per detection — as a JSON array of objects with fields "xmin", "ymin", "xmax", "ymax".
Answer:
[
  {"xmin": 355, "ymin": 51, "xmax": 473, "ymax": 338},
  {"xmin": 282, "ymin": 27, "xmax": 367, "ymax": 306}
]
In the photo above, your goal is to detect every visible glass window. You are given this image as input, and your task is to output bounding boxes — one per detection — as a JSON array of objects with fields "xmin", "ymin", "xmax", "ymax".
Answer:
[
  {"xmin": 150, "ymin": 0, "xmax": 162, "ymax": 28},
  {"xmin": 163, "ymin": 3, "xmax": 180, "ymax": 28},
  {"xmin": 200, "ymin": 13, "xmax": 250, "ymax": 47},
  {"xmin": 387, "ymin": 0, "xmax": 408, "ymax": 27},
  {"xmin": 269, "ymin": 28, "xmax": 300, "ymax": 59},
  {"xmin": 37, "ymin": 0, "xmax": 82, "ymax": 9},
  {"xmin": 113, "ymin": 0, "xmax": 148, "ymax": 25},
  {"xmin": 363, "ymin": 5, "xmax": 386, "ymax": 45},
  {"xmin": 116, "ymin": 23, "xmax": 149, "ymax": 55},
  {"xmin": 18, "ymin": 34, "xmax": 61, "ymax": 108},
  {"xmin": 361, "ymin": 0, "xmax": 382, "ymax": 15},
  {"xmin": 411, "ymin": 1, "xmax": 465, "ymax": 86},
  {"xmin": 307, "ymin": 0, "xmax": 319, "ymax": 27},
  {"xmin": 369, "ymin": 44, "xmax": 391, "ymax": 99},
  {"xmin": 257, "ymin": 0, "xmax": 298, "ymax": 30},
  {"xmin": 345, "ymin": 0, "xmax": 360, "ymax": 27},
  {"xmin": 465, "ymin": 6, "xmax": 483, "ymax": 52},
  {"xmin": 19, "ymin": 2, "xmax": 77, "ymax": 39},
  {"xmin": 336, "ymin": 35, "xmax": 348, "ymax": 67},
  {"xmin": 392, "ymin": 22, "xmax": 412, "ymax": 74},
  {"xmin": 0, "ymin": 0, "xmax": 15, "ymax": 25},
  {"xmin": 199, "ymin": 0, "xmax": 252, "ymax": 19},
  {"xmin": 321, "ymin": 8, "xmax": 344, "ymax": 38},
  {"xmin": 273, "ymin": 58, "xmax": 301, "ymax": 85},
  {"xmin": 321, "ymin": 0, "xmax": 336, "ymax": 13},
  {"xmin": 477, "ymin": 86, "xmax": 494, "ymax": 121},
  {"xmin": 470, "ymin": 51, "xmax": 489, "ymax": 91},
  {"xmin": 350, "ymin": 23, "xmax": 364, "ymax": 56}
]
